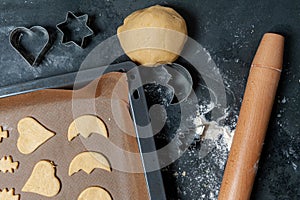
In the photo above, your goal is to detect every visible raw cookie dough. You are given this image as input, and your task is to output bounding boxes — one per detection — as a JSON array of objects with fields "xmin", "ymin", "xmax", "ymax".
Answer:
[
  {"xmin": 117, "ymin": 5, "xmax": 187, "ymax": 66},
  {"xmin": 0, "ymin": 188, "xmax": 20, "ymax": 200},
  {"xmin": 0, "ymin": 156, "xmax": 19, "ymax": 173},
  {"xmin": 0, "ymin": 126, "xmax": 8, "ymax": 142},
  {"xmin": 68, "ymin": 115, "xmax": 108, "ymax": 141},
  {"xmin": 17, "ymin": 117, "xmax": 55, "ymax": 154},
  {"xmin": 22, "ymin": 160, "xmax": 61, "ymax": 197},
  {"xmin": 69, "ymin": 151, "xmax": 111, "ymax": 176},
  {"xmin": 78, "ymin": 186, "xmax": 112, "ymax": 200}
]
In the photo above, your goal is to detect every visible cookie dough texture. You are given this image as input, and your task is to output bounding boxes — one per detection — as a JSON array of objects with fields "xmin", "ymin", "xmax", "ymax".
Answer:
[
  {"xmin": 78, "ymin": 187, "xmax": 112, "ymax": 200},
  {"xmin": 117, "ymin": 5, "xmax": 187, "ymax": 66},
  {"xmin": 0, "ymin": 156, "xmax": 19, "ymax": 173},
  {"xmin": 0, "ymin": 188, "xmax": 20, "ymax": 200},
  {"xmin": 22, "ymin": 160, "xmax": 61, "ymax": 197},
  {"xmin": 68, "ymin": 115, "xmax": 108, "ymax": 141},
  {"xmin": 69, "ymin": 151, "xmax": 111, "ymax": 176},
  {"xmin": 17, "ymin": 117, "xmax": 55, "ymax": 154},
  {"xmin": 0, "ymin": 126, "xmax": 8, "ymax": 142}
]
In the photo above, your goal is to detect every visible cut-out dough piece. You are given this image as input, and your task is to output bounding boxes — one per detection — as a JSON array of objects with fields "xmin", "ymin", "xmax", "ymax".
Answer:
[
  {"xmin": 78, "ymin": 186, "xmax": 112, "ymax": 200},
  {"xmin": 17, "ymin": 117, "xmax": 55, "ymax": 154},
  {"xmin": 69, "ymin": 152, "xmax": 111, "ymax": 176},
  {"xmin": 22, "ymin": 160, "xmax": 61, "ymax": 197},
  {"xmin": 0, "ymin": 126, "xmax": 8, "ymax": 143},
  {"xmin": 0, "ymin": 156, "xmax": 19, "ymax": 173},
  {"xmin": 68, "ymin": 115, "xmax": 108, "ymax": 141},
  {"xmin": 0, "ymin": 188, "xmax": 20, "ymax": 200}
]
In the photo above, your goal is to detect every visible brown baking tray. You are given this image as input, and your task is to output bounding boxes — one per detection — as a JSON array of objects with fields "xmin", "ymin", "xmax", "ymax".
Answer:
[{"xmin": 0, "ymin": 72, "xmax": 150, "ymax": 199}]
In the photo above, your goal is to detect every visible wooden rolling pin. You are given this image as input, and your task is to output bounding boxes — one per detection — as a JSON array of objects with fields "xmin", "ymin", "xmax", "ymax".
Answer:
[{"xmin": 218, "ymin": 33, "xmax": 285, "ymax": 200}]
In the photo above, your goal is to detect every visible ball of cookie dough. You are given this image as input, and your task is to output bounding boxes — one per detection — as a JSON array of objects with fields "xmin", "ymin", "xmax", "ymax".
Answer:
[{"xmin": 117, "ymin": 5, "xmax": 188, "ymax": 66}]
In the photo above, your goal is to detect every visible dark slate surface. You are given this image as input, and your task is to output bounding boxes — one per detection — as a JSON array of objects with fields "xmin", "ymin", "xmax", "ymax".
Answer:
[{"xmin": 0, "ymin": 0, "xmax": 299, "ymax": 199}]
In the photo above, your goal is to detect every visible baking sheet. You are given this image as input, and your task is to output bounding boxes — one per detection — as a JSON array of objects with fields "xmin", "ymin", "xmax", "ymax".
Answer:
[{"xmin": 0, "ymin": 72, "xmax": 149, "ymax": 199}]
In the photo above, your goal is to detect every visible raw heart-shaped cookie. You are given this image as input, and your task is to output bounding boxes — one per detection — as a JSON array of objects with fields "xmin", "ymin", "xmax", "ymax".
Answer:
[
  {"xmin": 22, "ymin": 160, "xmax": 61, "ymax": 197},
  {"xmin": 17, "ymin": 117, "xmax": 55, "ymax": 154}
]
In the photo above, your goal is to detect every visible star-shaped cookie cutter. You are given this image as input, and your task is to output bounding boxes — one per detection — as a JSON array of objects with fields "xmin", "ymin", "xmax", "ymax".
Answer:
[{"xmin": 56, "ymin": 11, "xmax": 94, "ymax": 48}]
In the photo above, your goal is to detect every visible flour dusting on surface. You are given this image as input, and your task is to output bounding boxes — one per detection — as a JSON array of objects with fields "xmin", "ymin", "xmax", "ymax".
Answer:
[
  {"xmin": 187, "ymin": 109, "xmax": 235, "ymax": 199},
  {"xmin": 193, "ymin": 107, "xmax": 234, "ymax": 151},
  {"xmin": 164, "ymin": 100, "xmax": 237, "ymax": 200}
]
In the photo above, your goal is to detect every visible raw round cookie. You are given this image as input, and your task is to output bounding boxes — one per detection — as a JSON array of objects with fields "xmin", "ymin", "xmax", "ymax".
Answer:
[{"xmin": 117, "ymin": 5, "xmax": 188, "ymax": 66}]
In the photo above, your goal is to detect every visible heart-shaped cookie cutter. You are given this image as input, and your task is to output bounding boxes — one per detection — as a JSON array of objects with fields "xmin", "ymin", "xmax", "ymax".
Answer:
[{"xmin": 9, "ymin": 26, "xmax": 51, "ymax": 66}]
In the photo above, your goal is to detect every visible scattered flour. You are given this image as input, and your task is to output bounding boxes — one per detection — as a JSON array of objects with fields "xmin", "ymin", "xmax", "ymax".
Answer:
[
  {"xmin": 193, "ymin": 105, "xmax": 234, "ymax": 151},
  {"xmin": 172, "ymin": 102, "xmax": 236, "ymax": 200}
]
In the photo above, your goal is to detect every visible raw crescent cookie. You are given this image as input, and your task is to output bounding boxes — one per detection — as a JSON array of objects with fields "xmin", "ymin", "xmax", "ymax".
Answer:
[
  {"xmin": 78, "ymin": 186, "xmax": 112, "ymax": 200},
  {"xmin": 69, "ymin": 151, "xmax": 111, "ymax": 176},
  {"xmin": 68, "ymin": 115, "xmax": 108, "ymax": 141}
]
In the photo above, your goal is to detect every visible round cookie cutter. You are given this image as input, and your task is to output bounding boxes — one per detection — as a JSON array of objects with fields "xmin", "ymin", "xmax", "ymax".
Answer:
[{"xmin": 132, "ymin": 63, "xmax": 193, "ymax": 106}]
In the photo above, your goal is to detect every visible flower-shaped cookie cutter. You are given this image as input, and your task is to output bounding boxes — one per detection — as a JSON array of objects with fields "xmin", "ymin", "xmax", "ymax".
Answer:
[{"xmin": 56, "ymin": 11, "xmax": 94, "ymax": 48}]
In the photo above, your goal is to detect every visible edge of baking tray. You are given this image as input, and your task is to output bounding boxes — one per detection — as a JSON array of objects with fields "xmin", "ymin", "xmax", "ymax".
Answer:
[{"xmin": 0, "ymin": 61, "xmax": 167, "ymax": 200}]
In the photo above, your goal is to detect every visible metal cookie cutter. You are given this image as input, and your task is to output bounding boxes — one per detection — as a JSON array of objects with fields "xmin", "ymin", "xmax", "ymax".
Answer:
[
  {"xmin": 56, "ymin": 11, "xmax": 94, "ymax": 48},
  {"xmin": 9, "ymin": 26, "xmax": 51, "ymax": 66}
]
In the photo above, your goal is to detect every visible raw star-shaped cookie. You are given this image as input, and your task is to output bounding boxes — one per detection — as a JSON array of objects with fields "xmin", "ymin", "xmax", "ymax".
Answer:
[
  {"xmin": 0, "ymin": 156, "xmax": 19, "ymax": 173},
  {"xmin": 17, "ymin": 117, "xmax": 55, "ymax": 154},
  {"xmin": 22, "ymin": 160, "xmax": 61, "ymax": 197},
  {"xmin": 0, "ymin": 188, "xmax": 20, "ymax": 200},
  {"xmin": 0, "ymin": 126, "xmax": 8, "ymax": 143}
]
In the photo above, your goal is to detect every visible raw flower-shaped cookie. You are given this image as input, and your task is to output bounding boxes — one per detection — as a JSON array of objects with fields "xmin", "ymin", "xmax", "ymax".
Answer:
[
  {"xmin": 0, "ymin": 126, "xmax": 8, "ymax": 143},
  {"xmin": 0, "ymin": 188, "xmax": 20, "ymax": 200},
  {"xmin": 0, "ymin": 156, "xmax": 19, "ymax": 173}
]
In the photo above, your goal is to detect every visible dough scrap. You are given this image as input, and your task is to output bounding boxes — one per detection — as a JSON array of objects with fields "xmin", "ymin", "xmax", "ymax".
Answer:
[
  {"xmin": 69, "ymin": 151, "xmax": 111, "ymax": 176},
  {"xmin": 68, "ymin": 115, "xmax": 108, "ymax": 141},
  {"xmin": 78, "ymin": 186, "xmax": 112, "ymax": 200},
  {"xmin": 0, "ymin": 188, "xmax": 20, "ymax": 200},
  {"xmin": 17, "ymin": 117, "xmax": 55, "ymax": 154},
  {"xmin": 0, "ymin": 126, "xmax": 8, "ymax": 143},
  {"xmin": 117, "ymin": 5, "xmax": 187, "ymax": 66},
  {"xmin": 0, "ymin": 156, "xmax": 19, "ymax": 173},
  {"xmin": 22, "ymin": 160, "xmax": 61, "ymax": 197}
]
